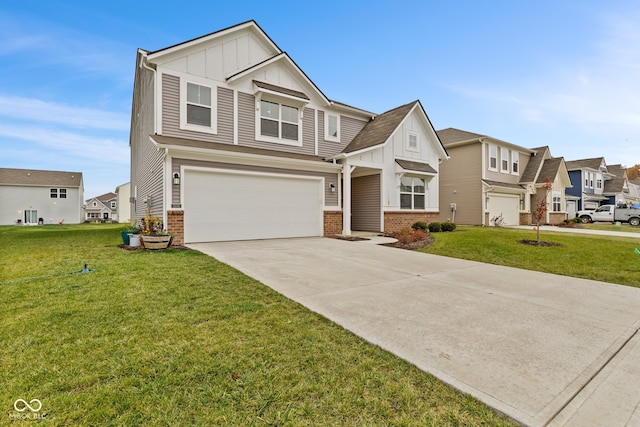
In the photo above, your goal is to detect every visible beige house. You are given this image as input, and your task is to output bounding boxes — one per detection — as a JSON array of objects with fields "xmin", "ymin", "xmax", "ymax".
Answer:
[{"xmin": 437, "ymin": 128, "xmax": 570, "ymax": 225}]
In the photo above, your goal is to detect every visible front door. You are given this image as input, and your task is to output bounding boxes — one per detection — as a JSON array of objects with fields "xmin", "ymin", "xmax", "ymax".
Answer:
[{"xmin": 103, "ymin": 213, "xmax": 109, "ymax": 220}]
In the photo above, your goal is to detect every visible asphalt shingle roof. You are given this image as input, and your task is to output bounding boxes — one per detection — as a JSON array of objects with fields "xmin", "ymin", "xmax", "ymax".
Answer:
[{"xmin": 0, "ymin": 168, "xmax": 82, "ymax": 187}]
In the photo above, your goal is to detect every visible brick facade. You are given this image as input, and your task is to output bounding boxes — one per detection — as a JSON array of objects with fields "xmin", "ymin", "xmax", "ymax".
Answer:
[
  {"xmin": 324, "ymin": 211, "xmax": 343, "ymax": 236},
  {"xmin": 519, "ymin": 212, "xmax": 532, "ymax": 226},
  {"xmin": 548, "ymin": 212, "xmax": 567, "ymax": 225},
  {"xmin": 167, "ymin": 210, "xmax": 184, "ymax": 246},
  {"xmin": 384, "ymin": 211, "xmax": 440, "ymax": 234}
]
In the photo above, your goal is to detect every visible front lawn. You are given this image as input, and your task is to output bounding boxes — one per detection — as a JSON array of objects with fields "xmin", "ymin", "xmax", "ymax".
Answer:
[
  {"xmin": 420, "ymin": 226, "xmax": 640, "ymax": 288},
  {"xmin": 0, "ymin": 224, "xmax": 514, "ymax": 426}
]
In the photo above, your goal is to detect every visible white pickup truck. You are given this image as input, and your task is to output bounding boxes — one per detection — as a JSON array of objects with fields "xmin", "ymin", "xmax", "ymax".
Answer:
[{"xmin": 576, "ymin": 204, "xmax": 640, "ymax": 226}]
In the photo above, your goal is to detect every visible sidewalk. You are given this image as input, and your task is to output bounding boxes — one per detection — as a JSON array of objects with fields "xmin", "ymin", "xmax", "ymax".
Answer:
[{"xmin": 508, "ymin": 225, "xmax": 640, "ymax": 239}]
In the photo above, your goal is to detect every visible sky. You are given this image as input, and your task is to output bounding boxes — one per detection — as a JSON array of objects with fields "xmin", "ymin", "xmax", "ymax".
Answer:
[{"xmin": 1, "ymin": 1, "xmax": 640, "ymax": 198}]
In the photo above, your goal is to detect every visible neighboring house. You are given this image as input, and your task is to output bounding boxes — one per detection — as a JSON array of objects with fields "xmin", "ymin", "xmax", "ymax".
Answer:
[
  {"xmin": 565, "ymin": 158, "xmax": 614, "ymax": 211},
  {"xmin": 116, "ymin": 182, "xmax": 131, "ymax": 224},
  {"xmin": 629, "ymin": 178, "xmax": 640, "ymax": 205},
  {"xmin": 603, "ymin": 164, "xmax": 631, "ymax": 206},
  {"xmin": 130, "ymin": 20, "xmax": 448, "ymax": 244},
  {"xmin": 85, "ymin": 192, "xmax": 117, "ymax": 222},
  {"xmin": 519, "ymin": 147, "xmax": 571, "ymax": 225},
  {"xmin": 0, "ymin": 167, "xmax": 84, "ymax": 225},
  {"xmin": 436, "ymin": 129, "xmax": 571, "ymax": 226}
]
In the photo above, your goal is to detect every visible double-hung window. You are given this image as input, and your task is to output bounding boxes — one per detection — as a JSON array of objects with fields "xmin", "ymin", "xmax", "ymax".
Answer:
[
  {"xmin": 400, "ymin": 177, "xmax": 426, "ymax": 210},
  {"xmin": 489, "ymin": 145, "xmax": 497, "ymax": 170},
  {"xmin": 501, "ymin": 147, "xmax": 509, "ymax": 172},
  {"xmin": 50, "ymin": 188, "xmax": 58, "ymax": 199},
  {"xmin": 325, "ymin": 113, "xmax": 340, "ymax": 141},
  {"xmin": 180, "ymin": 77, "xmax": 217, "ymax": 134},
  {"xmin": 512, "ymin": 152, "xmax": 519, "ymax": 174},
  {"xmin": 260, "ymin": 100, "xmax": 299, "ymax": 142},
  {"xmin": 552, "ymin": 193, "xmax": 561, "ymax": 212}
]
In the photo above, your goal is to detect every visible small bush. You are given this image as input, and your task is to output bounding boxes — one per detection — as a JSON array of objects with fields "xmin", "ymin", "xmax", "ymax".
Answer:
[
  {"xmin": 395, "ymin": 228, "xmax": 427, "ymax": 244},
  {"xmin": 411, "ymin": 221, "xmax": 428, "ymax": 231},
  {"xmin": 441, "ymin": 222, "xmax": 457, "ymax": 232},
  {"xmin": 428, "ymin": 222, "xmax": 442, "ymax": 233}
]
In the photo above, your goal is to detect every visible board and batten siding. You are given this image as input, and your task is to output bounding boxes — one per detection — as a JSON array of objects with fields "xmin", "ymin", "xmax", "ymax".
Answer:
[
  {"xmin": 351, "ymin": 174, "xmax": 381, "ymax": 231},
  {"xmin": 131, "ymin": 54, "xmax": 164, "ymax": 219},
  {"xmin": 161, "ymin": 73, "xmax": 234, "ymax": 144},
  {"xmin": 172, "ymin": 158, "xmax": 339, "ymax": 207}
]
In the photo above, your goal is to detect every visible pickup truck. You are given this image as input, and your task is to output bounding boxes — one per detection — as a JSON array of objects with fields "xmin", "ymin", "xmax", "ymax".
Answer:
[{"xmin": 576, "ymin": 204, "xmax": 640, "ymax": 226}]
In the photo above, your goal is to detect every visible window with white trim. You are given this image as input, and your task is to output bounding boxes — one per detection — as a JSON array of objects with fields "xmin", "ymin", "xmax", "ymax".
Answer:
[
  {"xmin": 406, "ymin": 131, "xmax": 419, "ymax": 152},
  {"xmin": 489, "ymin": 145, "xmax": 497, "ymax": 170},
  {"xmin": 325, "ymin": 113, "xmax": 340, "ymax": 141},
  {"xmin": 400, "ymin": 176, "xmax": 426, "ymax": 209},
  {"xmin": 260, "ymin": 100, "xmax": 299, "ymax": 141},
  {"xmin": 59, "ymin": 188, "xmax": 67, "ymax": 199},
  {"xmin": 552, "ymin": 193, "xmax": 561, "ymax": 212},
  {"xmin": 596, "ymin": 179, "xmax": 602, "ymax": 189},
  {"xmin": 180, "ymin": 77, "xmax": 217, "ymax": 134},
  {"xmin": 50, "ymin": 188, "xmax": 58, "ymax": 198},
  {"xmin": 512, "ymin": 151, "xmax": 519, "ymax": 174},
  {"xmin": 111, "ymin": 201, "xmax": 116, "ymax": 209},
  {"xmin": 584, "ymin": 172, "xmax": 589, "ymax": 188},
  {"xmin": 500, "ymin": 147, "xmax": 509, "ymax": 172}
]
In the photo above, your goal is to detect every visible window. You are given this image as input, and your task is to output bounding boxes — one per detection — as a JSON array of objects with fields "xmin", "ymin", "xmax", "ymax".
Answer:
[
  {"xmin": 405, "ymin": 131, "xmax": 419, "ymax": 152},
  {"xmin": 489, "ymin": 145, "xmax": 497, "ymax": 170},
  {"xmin": 59, "ymin": 188, "xmax": 67, "ymax": 199},
  {"xmin": 584, "ymin": 172, "xmax": 589, "ymax": 188},
  {"xmin": 325, "ymin": 113, "xmax": 339, "ymax": 141},
  {"xmin": 50, "ymin": 188, "xmax": 58, "ymax": 198},
  {"xmin": 500, "ymin": 147, "xmax": 509, "ymax": 172},
  {"xmin": 512, "ymin": 152, "xmax": 519, "ymax": 174},
  {"xmin": 111, "ymin": 201, "xmax": 116, "ymax": 209},
  {"xmin": 400, "ymin": 176, "xmax": 426, "ymax": 209},
  {"xmin": 552, "ymin": 193, "xmax": 561, "ymax": 212},
  {"xmin": 24, "ymin": 210, "xmax": 37, "ymax": 224},
  {"xmin": 93, "ymin": 201, "xmax": 97, "ymax": 207},
  {"xmin": 186, "ymin": 83, "xmax": 211, "ymax": 127},
  {"xmin": 260, "ymin": 100, "xmax": 299, "ymax": 141},
  {"xmin": 596, "ymin": 179, "xmax": 602, "ymax": 189}
]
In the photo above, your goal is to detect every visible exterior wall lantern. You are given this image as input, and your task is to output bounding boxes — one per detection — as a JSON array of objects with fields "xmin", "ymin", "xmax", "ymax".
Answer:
[
  {"xmin": 329, "ymin": 183, "xmax": 336, "ymax": 193},
  {"xmin": 173, "ymin": 173, "xmax": 181, "ymax": 185}
]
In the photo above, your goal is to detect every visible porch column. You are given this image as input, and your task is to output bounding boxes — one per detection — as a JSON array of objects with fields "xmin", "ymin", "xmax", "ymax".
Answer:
[{"xmin": 342, "ymin": 161, "xmax": 352, "ymax": 236}]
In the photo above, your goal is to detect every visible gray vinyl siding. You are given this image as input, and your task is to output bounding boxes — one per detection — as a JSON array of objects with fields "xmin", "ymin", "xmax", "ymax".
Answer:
[
  {"xmin": 171, "ymin": 158, "xmax": 339, "ymax": 207},
  {"xmin": 161, "ymin": 73, "xmax": 234, "ymax": 144},
  {"xmin": 130, "ymin": 51, "xmax": 164, "ymax": 220},
  {"xmin": 236, "ymin": 92, "xmax": 315, "ymax": 156},
  {"xmin": 438, "ymin": 143, "xmax": 483, "ymax": 224},
  {"xmin": 318, "ymin": 112, "xmax": 369, "ymax": 158},
  {"xmin": 351, "ymin": 174, "xmax": 381, "ymax": 231}
]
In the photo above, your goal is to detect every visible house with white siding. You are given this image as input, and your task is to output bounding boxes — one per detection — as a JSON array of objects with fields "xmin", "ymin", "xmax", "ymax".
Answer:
[
  {"xmin": 130, "ymin": 20, "xmax": 448, "ymax": 244},
  {"xmin": 0, "ymin": 168, "xmax": 84, "ymax": 225}
]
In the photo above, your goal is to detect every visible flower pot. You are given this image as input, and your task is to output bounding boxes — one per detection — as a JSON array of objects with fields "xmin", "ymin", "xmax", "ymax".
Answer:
[
  {"xmin": 141, "ymin": 234, "xmax": 172, "ymax": 250},
  {"xmin": 129, "ymin": 234, "xmax": 141, "ymax": 247},
  {"xmin": 121, "ymin": 230, "xmax": 131, "ymax": 245}
]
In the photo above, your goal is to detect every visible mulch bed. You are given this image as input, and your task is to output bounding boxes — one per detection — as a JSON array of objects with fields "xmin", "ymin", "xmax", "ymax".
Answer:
[
  {"xmin": 382, "ymin": 234, "xmax": 435, "ymax": 250},
  {"xmin": 116, "ymin": 244, "xmax": 191, "ymax": 251},
  {"xmin": 329, "ymin": 235, "xmax": 371, "ymax": 242},
  {"xmin": 517, "ymin": 240, "xmax": 563, "ymax": 247}
]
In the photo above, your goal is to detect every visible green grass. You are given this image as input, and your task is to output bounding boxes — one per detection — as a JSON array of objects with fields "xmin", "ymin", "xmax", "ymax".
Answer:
[
  {"xmin": 420, "ymin": 226, "xmax": 640, "ymax": 287},
  {"xmin": 579, "ymin": 222, "xmax": 640, "ymax": 233},
  {"xmin": 1, "ymin": 224, "xmax": 515, "ymax": 426}
]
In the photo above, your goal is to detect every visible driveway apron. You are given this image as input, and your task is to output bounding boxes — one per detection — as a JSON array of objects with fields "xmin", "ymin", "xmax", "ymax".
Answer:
[{"xmin": 189, "ymin": 237, "xmax": 640, "ymax": 427}]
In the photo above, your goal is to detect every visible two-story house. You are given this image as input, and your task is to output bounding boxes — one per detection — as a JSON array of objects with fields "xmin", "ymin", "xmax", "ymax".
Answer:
[
  {"xmin": 603, "ymin": 164, "xmax": 631, "ymax": 206},
  {"xmin": 130, "ymin": 21, "xmax": 448, "ymax": 244},
  {"xmin": 0, "ymin": 168, "xmax": 84, "ymax": 225},
  {"xmin": 437, "ymin": 129, "xmax": 571, "ymax": 226},
  {"xmin": 85, "ymin": 192, "xmax": 117, "ymax": 222},
  {"xmin": 565, "ymin": 158, "xmax": 613, "ymax": 212}
]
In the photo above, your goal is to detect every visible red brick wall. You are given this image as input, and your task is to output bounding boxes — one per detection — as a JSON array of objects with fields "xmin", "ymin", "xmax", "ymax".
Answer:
[
  {"xmin": 548, "ymin": 212, "xmax": 567, "ymax": 225},
  {"xmin": 167, "ymin": 210, "xmax": 184, "ymax": 246},
  {"xmin": 384, "ymin": 211, "xmax": 440, "ymax": 233},
  {"xmin": 519, "ymin": 212, "xmax": 532, "ymax": 226},
  {"xmin": 324, "ymin": 211, "xmax": 342, "ymax": 236}
]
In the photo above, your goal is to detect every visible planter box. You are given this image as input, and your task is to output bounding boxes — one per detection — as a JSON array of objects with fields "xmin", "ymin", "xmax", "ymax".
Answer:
[{"xmin": 141, "ymin": 235, "xmax": 172, "ymax": 250}]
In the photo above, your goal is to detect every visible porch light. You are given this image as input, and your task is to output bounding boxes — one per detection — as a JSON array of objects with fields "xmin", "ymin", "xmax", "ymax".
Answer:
[
  {"xmin": 173, "ymin": 173, "xmax": 180, "ymax": 185},
  {"xmin": 329, "ymin": 183, "xmax": 336, "ymax": 193}
]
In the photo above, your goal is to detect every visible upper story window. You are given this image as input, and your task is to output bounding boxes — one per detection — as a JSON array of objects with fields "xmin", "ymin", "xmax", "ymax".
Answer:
[
  {"xmin": 259, "ymin": 100, "xmax": 299, "ymax": 143},
  {"xmin": 500, "ymin": 147, "xmax": 509, "ymax": 172},
  {"xmin": 180, "ymin": 77, "xmax": 217, "ymax": 134},
  {"xmin": 400, "ymin": 176, "xmax": 426, "ymax": 210},
  {"xmin": 489, "ymin": 145, "xmax": 497, "ymax": 170},
  {"xmin": 596, "ymin": 179, "xmax": 602, "ymax": 189},
  {"xmin": 50, "ymin": 188, "xmax": 67, "ymax": 199},
  {"xmin": 111, "ymin": 201, "xmax": 116, "ymax": 209},
  {"xmin": 325, "ymin": 113, "xmax": 340, "ymax": 141},
  {"xmin": 511, "ymin": 152, "xmax": 519, "ymax": 174},
  {"xmin": 59, "ymin": 188, "xmax": 66, "ymax": 199},
  {"xmin": 93, "ymin": 201, "xmax": 97, "ymax": 207},
  {"xmin": 406, "ymin": 131, "xmax": 419, "ymax": 152},
  {"xmin": 50, "ymin": 188, "xmax": 58, "ymax": 198}
]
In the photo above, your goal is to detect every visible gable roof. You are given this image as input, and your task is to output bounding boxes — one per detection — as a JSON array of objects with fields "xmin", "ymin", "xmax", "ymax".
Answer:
[
  {"xmin": 536, "ymin": 157, "xmax": 564, "ymax": 183},
  {"xmin": 603, "ymin": 164, "xmax": 627, "ymax": 193},
  {"xmin": 97, "ymin": 192, "xmax": 117, "ymax": 202},
  {"xmin": 436, "ymin": 128, "xmax": 486, "ymax": 145},
  {"xmin": 0, "ymin": 168, "xmax": 82, "ymax": 187},
  {"xmin": 565, "ymin": 157, "xmax": 605, "ymax": 171},
  {"xmin": 519, "ymin": 146, "xmax": 548, "ymax": 183}
]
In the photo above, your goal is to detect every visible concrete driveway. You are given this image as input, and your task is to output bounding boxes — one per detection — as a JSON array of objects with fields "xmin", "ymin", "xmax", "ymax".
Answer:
[{"xmin": 190, "ymin": 237, "xmax": 640, "ymax": 426}]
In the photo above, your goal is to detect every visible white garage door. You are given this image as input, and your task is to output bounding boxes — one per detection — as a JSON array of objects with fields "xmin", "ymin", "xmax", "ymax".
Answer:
[
  {"xmin": 487, "ymin": 194, "xmax": 519, "ymax": 226},
  {"xmin": 184, "ymin": 169, "xmax": 323, "ymax": 243}
]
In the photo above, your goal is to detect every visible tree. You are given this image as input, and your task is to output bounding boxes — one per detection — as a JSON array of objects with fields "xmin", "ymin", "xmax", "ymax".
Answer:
[
  {"xmin": 627, "ymin": 164, "xmax": 640, "ymax": 180},
  {"xmin": 533, "ymin": 179, "xmax": 554, "ymax": 244}
]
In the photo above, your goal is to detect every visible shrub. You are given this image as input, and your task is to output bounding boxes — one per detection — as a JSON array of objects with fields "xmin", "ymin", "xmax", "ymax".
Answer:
[
  {"xmin": 394, "ymin": 228, "xmax": 427, "ymax": 244},
  {"xmin": 441, "ymin": 222, "xmax": 457, "ymax": 232},
  {"xmin": 411, "ymin": 221, "xmax": 428, "ymax": 231},
  {"xmin": 428, "ymin": 222, "xmax": 442, "ymax": 233}
]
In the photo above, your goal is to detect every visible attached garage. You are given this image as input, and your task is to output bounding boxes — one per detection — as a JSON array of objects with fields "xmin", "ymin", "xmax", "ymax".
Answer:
[
  {"xmin": 183, "ymin": 168, "xmax": 324, "ymax": 243},
  {"xmin": 487, "ymin": 193, "xmax": 520, "ymax": 226}
]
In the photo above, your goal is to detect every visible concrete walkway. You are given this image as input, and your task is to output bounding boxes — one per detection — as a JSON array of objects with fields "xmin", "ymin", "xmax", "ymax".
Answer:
[
  {"xmin": 509, "ymin": 224, "xmax": 640, "ymax": 239},
  {"xmin": 190, "ymin": 237, "xmax": 640, "ymax": 426}
]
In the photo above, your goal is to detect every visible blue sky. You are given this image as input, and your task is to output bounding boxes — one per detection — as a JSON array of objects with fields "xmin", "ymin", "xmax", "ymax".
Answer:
[{"xmin": 2, "ymin": 1, "xmax": 639, "ymax": 198}]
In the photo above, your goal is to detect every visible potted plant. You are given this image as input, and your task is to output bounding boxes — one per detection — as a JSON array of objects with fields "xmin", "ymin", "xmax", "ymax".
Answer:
[
  {"xmin": 139, "ymin": 210, "xmax": 172, "ymax": 250},
  {"xmin": 121, "ymin": 220, "xmax": 140, "ymax": 246}
]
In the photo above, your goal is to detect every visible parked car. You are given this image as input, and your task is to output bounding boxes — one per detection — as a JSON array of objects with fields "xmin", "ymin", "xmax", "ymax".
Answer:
[{"xmin": 576, "ymin": 204, "xmax": 640, "ymax": 226}]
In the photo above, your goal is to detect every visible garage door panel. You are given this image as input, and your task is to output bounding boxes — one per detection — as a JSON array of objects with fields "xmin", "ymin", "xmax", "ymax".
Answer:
[
  {"xmin": 488, "ymin": 194, "xmax": 519, "ymax": 226},
  {"xmin": 184, "ymin": 170, "xmax": 323, "ymax": 243}
]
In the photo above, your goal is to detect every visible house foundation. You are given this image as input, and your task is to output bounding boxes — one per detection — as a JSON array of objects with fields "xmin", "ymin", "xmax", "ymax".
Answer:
[
  {"xmin": 167, "ymin": 210, "xmax": 184, "ymax": 246},
  {"xmin": 324, "ymin": 211, "xmax": 343, "ymax": 236},
  {"xmin": 384, "ymin": 211, "xmax": 440, "ymax": 233}
]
